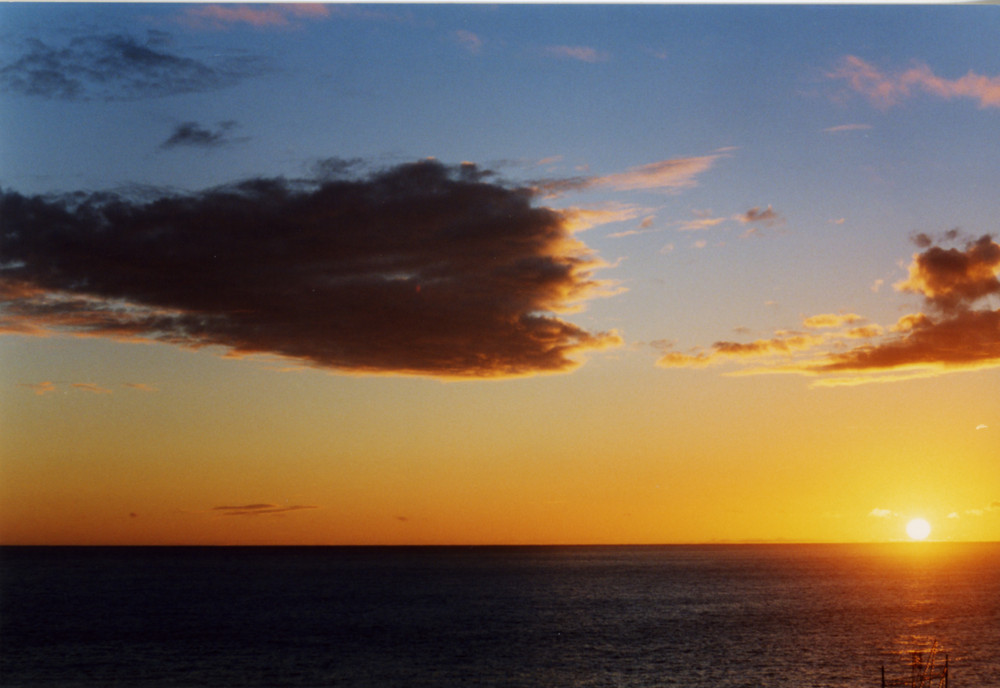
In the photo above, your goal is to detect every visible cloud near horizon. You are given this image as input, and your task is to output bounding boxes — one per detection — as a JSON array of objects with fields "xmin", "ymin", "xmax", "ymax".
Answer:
[
  {"xmin": 658, "ymin": 233, "xmax": 1000, "ymax": 385},
  {"xmin": 213, "ymin": 504, "xmax": 319, "ymax": 516},
  {"xmin": 123, "ymin": 382, "xmax": 159, "ymax": 392},
  {"xmin": 828, "ymin": 55, "xmax": 1000, "ymax": 109},
  {"xmin": 72, "ymin": 382, "xmax": 113, "ymax": 394},
  {"xmin": 0, "ymin": 159, "xmax": 622, "ymax": 379},
  {"xmin": 18, "ymin": 380, "xmax": 157, "ymax": 395},
  {"xmin": 19, "ymin": 381, "xmax": 56, "ymax": 395}
]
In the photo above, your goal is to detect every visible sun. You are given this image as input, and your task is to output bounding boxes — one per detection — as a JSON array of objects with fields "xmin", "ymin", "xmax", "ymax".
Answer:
[{"xmin": 906, "ymin": 518, "xmax": 931, "ymax": 541}]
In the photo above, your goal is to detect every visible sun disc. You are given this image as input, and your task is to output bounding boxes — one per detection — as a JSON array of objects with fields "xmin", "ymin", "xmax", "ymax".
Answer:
[{"xmin": 906, "ymin": 518, "xmax": 931, "ymax": 541}]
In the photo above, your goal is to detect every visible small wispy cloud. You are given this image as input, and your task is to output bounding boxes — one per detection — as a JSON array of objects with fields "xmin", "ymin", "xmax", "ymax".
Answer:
[
  {"xmin": 823, "ymin": 123, "xmax": 872, "ymax": 134},
  {"xmin": 160, "ymin": 121, "xmax": 243, "ymax": 149},
  {"xmin": 454, "ymin": 30, "xmax": 483, "ymax": 54},
  {"xmin": 179, "ymin": 4, "xmax": 331, "ymax": 30},
  {"xmin": 543, "ymin": 45, "xmax": 609, "ymax": 63},
  {"xmin": 72, "ymin": 382, "xmax": 113, "ymax": 394},
  {"xmin": 677, "ymin": 209, "xmax": 727, "ymax": 232},
  {"xmin": 607, "ymin": 229, "xmax": 642, "ymax": 239},
  {"xmin": 735, "ymin": 205, "xmax": 785, "ymax": 238},
  {"xmin": 124, "ymin": 382, "xmax": 159, "ymax": 392},
  {"xmin": 736, "ymin": 205, "xmax": 783, "ymax": 226},
  {"xmin": 604, "ymin": 211, "xmax": 664, "ymax": 239},
  {"xmin": 535, "ymin": 154, "xmax": 725, "ymax": 198},
  {"xmin": 560, "ymin": 203, "xmax": 645, "ymax": 233},
  {"xmin": 803, "ymin": 313, "xmax": 864, "ymax": 329},
  {"xmin": 948, "ymin": 503, "xmax": 1000, "ymax": 518},
  {"xmin": 869, "ymin": 508, "xmax": 896, "ymax": 518},
  {"xmin": 598, "ymin": 156, "xmax": 721, "ymax": 192},
  {"xmin": 20, "ymin": 381, "xmax": 56, "ymax": 395},
  {"xmin": 668, "ymin": 205, "xmax": 783, "ymax": 235},
  {"xmin": 213, "ymin": 503, "xmax": 319, "ymax": 516}
]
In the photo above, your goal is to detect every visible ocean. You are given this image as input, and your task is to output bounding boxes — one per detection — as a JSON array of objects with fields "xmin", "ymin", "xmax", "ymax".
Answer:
[{"xmin": 1, "ymin": 544, "xmax": 998, "ymax": 687}]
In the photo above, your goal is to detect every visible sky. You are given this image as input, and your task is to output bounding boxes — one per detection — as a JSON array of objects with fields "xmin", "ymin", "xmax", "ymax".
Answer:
[{"xmin": 1, "ymin": 3, "xmax": 998, "ymax": 545}]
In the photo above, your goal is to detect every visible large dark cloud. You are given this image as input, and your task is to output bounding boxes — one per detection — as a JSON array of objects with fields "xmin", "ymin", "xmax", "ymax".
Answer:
[
  {"xmin": 0, "ymin": 33, "xmax": 262, "ymax": 100},
  {"xmin": 0, "ymin": 160, "xmax": 621, "ymax": 378}
]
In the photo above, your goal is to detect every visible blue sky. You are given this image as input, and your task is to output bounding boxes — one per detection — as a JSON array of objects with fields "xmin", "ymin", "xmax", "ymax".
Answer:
[{"xmin": 2, "ymin": 4, "xmax": 999, "ymax": 544}]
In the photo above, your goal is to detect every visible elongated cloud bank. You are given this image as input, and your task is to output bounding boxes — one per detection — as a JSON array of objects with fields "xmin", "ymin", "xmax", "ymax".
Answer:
[
  {"xmin": 659, "ymin": 234, "xmax": 1000, "ymax": 384},
  {"xmin": 0, "ymin": 160, "xmax": 621, "ymax": 378}
]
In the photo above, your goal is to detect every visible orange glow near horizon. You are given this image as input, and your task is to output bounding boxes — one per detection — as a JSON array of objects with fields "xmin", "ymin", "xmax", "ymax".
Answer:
[{"xmin": 2, "ymin": 337, "xmax": 997, "ymax": 546}]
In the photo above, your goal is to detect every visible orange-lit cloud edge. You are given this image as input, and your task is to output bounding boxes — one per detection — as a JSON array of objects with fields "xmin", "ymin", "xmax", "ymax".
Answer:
[
  {"xmin": 658, "ymin": 233, "xmax": 1000, "ymax": 387},
  {"xmin": 0, "ymin": 159, "xmax": 635, "ymax": 381},
  {"xmin": 1, "ymin": 151, "xmax": 738, "ymax": 382}
]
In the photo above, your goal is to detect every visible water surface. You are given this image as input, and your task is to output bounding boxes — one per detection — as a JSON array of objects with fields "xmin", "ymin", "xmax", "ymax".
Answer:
[{"xmin": 2, "ymin": 544, "xmax": 998, "ymax": 687}]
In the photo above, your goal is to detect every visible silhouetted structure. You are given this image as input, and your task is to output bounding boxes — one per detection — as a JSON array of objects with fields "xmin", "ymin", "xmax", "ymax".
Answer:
[{"xmin": 882, "ymin": 644, "xmax": 948, "ymax": 688}]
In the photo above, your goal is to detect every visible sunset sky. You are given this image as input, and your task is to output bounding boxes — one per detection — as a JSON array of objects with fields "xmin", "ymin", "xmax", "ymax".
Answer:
[{"xmin": 2, "ymin": 3, "xmax": 998, "ymax": 545}]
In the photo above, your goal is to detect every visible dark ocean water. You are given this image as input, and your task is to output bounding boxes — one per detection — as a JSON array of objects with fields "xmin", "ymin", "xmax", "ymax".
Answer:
[{"xmin": 1, "ymin": 544, "xmax": 998, "ymax": 687}]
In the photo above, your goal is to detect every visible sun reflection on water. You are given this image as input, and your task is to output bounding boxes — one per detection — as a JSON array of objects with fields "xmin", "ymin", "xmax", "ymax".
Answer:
[{"xmin": 882, "ymin": 640, "xmax": 950, "ymax": 688}]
